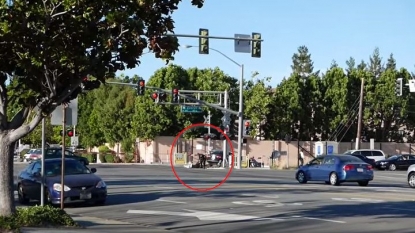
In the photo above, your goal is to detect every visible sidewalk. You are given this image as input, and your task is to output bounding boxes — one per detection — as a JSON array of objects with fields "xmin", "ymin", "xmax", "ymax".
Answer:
[{"xmin": 21, "ymin": 215, "xmax": 174, "ymax": 233}]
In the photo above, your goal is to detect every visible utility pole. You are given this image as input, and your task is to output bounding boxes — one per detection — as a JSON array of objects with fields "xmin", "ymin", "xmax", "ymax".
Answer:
[
  {"xmin": 207, "ymin": 111, "xmax": 211, "ymax": 152},
  {"xmin": 356, "ymin": 78, "xmax": 365, "ymax": 150},
  {"xmin": 60, "ymin": 105, "xmax": 67, "ymax": 210},
  {"xmin": 40, "ymin": 118, "xmax": 45, "ymax": 206}
]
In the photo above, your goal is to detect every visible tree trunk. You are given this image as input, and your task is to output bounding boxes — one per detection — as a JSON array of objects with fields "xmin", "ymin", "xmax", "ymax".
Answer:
[{"xmin": 0, "ymin": 135, "xmax": 16, "ymax": 217}]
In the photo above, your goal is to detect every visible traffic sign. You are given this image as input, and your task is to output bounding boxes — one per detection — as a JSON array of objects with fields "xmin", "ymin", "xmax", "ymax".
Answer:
[
  {"xmin": 181, "ymin": 105, "xmax": 202, "ymax": 113},
  {"xmin": 71, "ymin": 136, "xmax": 79, "ymax": 146},
  {"xmin": 234, "ymin": 34, "xmax": 251, "ymax": 53}
]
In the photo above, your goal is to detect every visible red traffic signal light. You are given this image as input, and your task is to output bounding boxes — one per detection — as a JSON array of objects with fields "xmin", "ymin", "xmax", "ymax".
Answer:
[
  {"xmin": 173, "ymin": 88, "xmax": 178, "ymax": 94},
  {"xmin": 139, "ymin": 80, "xmax": 145, "ymax": 87},
  {"xmin": 67, "ymin": 130, "xmax": 74, "ymax": 137},
  {"xmin": 244, "ymin": 121, "xmax": 250, "ymax": 127},
  {"xmin": 151, "ymin": 92, "xmax": 158, "ymax": 100}
]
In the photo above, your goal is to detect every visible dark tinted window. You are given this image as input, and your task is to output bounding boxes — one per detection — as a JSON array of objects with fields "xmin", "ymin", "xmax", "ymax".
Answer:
[
  {"xmin": 352, "ymin": 154, "xmax": 365, "ymax": 160},
  {"xmin": 352, "ymin": 151, "xmax": 361, "ymax": 155},
  {"xmin": 360, "ymin": 151, "xmax": 372, "ymax": 157},
  {"xmin": 372, "ymin": 151, "xmax": 384, "ymax": 157},
  {"xmin": 44, "ymin": 160, "xmax": 91, "ymax": 177},
  {"xmin": 322, "ymin": 157, "xmax": 336, "ymax": 164},
  {"xmin": 338, "ymin": 155, "xmax": 364, "ymax": 163}
]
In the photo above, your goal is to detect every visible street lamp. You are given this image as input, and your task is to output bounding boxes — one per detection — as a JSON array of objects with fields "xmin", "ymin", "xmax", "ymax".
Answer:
[{"xmin": 182, "ymin": 45, "xmax": 244, "ymax": 169}]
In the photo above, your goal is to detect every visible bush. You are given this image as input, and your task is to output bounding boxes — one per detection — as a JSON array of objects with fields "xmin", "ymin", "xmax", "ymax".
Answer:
[
  {"xmin": 124, "ymin": 153, "xmax": 135, "ymax": 163},
  {"xmin": 98, "ymin": 145, "xmax": 111, "ymax": 153},
  {"xmin": 0, "ymin": 205, "xmax": 79, "ymax": 232},
  {"xmin": 104, "ymin": 154, "xmax": 115, "ymax": 163},
  {"xmin": 82, "ymin": 153, "xmax": 97, "ymax": 163}
]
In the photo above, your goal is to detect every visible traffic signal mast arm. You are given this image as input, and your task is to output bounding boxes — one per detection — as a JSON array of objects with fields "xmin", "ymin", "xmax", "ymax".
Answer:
[{"xmin": 105, "ymin": 81, "xmax": 239, "ymax": 115}]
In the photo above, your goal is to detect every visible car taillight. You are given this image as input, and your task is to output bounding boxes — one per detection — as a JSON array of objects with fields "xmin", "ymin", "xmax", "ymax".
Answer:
[
  {"xmin": 367, "ymin": 165, "xmax": 373, "ymax": 170},
  {"xmin": 343, "ymin": 164, "xmax": 354, "ymax": 171}
]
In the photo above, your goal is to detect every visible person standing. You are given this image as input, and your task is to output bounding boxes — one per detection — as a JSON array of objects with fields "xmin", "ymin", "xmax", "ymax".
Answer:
[{"xmin": 299, "ymin": 149, "xmax": 305, "ymax": 166}]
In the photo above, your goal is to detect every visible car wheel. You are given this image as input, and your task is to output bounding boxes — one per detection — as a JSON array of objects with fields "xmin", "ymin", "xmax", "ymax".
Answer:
[
  {"xmin": 358, "ymin": 181, "xmax": 369, "ymax": 186},
  {"xmin": 17, "ymin": 184, "xmax": 30, "ymax": 205},
  {"xmin": 408, "ymin": 172, "xmax": 415, "ymax": 188},
  {"xmin": 296, "ymin": 171, "xmax": 307, "ymax": 184},
  {"xmin": 329, "ymin": 172, "xmax": 340, "ymax": 186},
  {"xmin": 388, "ymin": 163, "xmax": 396, "ymax": 171}
]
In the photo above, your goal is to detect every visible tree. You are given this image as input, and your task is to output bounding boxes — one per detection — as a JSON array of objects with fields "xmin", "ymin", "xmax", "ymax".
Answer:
[
  {"xmin": 244, "ymin": 74, "xmax": 273, "ymax": 139},
  {"xmin": 0, "ymin": 0, "xmax": 205, "ymax": 216}
]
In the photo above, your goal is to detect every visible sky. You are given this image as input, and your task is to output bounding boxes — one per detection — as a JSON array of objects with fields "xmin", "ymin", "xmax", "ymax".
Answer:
[{"xmin": 118, "ymin": 0, "xmax": 415, "ymax": 86}]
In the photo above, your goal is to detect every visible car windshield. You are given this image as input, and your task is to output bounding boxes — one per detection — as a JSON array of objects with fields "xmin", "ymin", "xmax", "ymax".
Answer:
[
  {"xmin": 44, "ymin": 160, "xmax": 91, "ymax": 176},
  {"xmin": 338, "ymin": 155, "xmax": 364, "ymax": 163},
  {"xmin": 343, "ymin": 150, "xmax": 354, "ymax": 154},
  {"xmin": 387, "ymin": 155, "xmax": 399, "ymax": 160}
]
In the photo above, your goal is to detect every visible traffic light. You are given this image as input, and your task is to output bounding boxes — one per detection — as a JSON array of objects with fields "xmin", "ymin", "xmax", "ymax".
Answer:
[
  {"xmin": 172, "ymin": 88, "xmax": 179, "ymax": 103},
  {"xmin": 199, "ymin": 28, "xmax": 209, "ymax": 54},
  {"xmin": 243, "ymin": 120, "xmax": 251, "ymax": 136},
  {"xmin": 60, "ymin": 129, "xmax": 74, "ymax": 137},
  {"xmin": 159, "ymin": 92, "xmax": 167, "ymax": 102},
  {"xmin": 67, "ymin": 129, "xmax": 74, "ymax": 137},
  {"xmin": 82, "ymin": 80, "xmax": 101, "ymax": 91},
  {"xmin": 150, "ymin": 92, "xmax": 159, "ymax": 103},
  {"xmin": 395, "ymin": 78, "xmax": 403, "ymax": 96},
  {"xmin": 251, "ymin": 33, "xmax": 261, "ymax": 58},
  {"xmin": 138, "ymin": 80, "xmax": 145, "ymax": 96}
]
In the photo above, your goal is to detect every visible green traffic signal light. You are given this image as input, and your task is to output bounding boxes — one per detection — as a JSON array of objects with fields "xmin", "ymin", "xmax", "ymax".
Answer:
[
  {"xmin": 251, "ymin": 33, "xmax": 261, "ymax": 58},
  {"xmin": 199, "ymin": 28, "xmax": 209, "ymax": 54}
]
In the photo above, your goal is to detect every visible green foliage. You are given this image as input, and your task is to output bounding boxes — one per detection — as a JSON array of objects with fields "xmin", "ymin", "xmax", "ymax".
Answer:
[
  {"xmin": 104, "ymin": 154, "xmax": 115, "ymax": 163},
  {"xmin": 98, "ymin": 145, "xmax": 111, "ymax": 153},
  {"xmin": 123, "ymin": 153, "xmax": 134, "ymax": 163},
  {"xmin": 0, "ymin": 205, "xmax": 78, "ymax": 231}
]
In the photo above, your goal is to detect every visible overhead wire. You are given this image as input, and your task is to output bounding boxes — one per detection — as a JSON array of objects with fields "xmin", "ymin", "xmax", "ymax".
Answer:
[{"xmin": 328, "ymin": 95, "xmax": 360, "ymax": 141}]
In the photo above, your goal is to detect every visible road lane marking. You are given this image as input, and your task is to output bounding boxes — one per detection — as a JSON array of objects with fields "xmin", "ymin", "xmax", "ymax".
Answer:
[
  {"xmin": 330, "ymin": 192, "xmax": 415, "ymax": 201},
  {"xmin": 127, "ymin": 209, "xmax": 284, "ymax": 221},
  {"xmin": 156, "ymin": 199, "xmax": 187, "ymax": 204},
  {"xmin": 292, "ymin": 215, "xmax": 346, "ymax": 224},
  {"xmin": 331, "ymin": 197, "xmax": 384, "ymax": 203}
]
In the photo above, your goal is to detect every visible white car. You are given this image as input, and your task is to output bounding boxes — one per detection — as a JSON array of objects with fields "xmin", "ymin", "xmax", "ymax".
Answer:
[
  {"xmin": 23, "ymin": 148, "xmax": 42, "ymax": 162},
  {"xmin": 343, "ymin": 149, "xmax": 386, "ymax": 162},
  {"xmin": 407, "ymin": 164, "xmax": 415, "ymax": 188}
]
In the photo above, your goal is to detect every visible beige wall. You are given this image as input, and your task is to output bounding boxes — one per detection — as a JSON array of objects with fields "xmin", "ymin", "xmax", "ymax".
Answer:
[{"xmin": 135, "ymin": 137, "xmax": 415, "ymax": 168}]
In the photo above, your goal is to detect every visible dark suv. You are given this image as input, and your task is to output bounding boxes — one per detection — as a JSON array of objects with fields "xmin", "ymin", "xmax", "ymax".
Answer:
[{"xmin": 44, "ymin": 148, "xmax": 89, "ymax": 165}]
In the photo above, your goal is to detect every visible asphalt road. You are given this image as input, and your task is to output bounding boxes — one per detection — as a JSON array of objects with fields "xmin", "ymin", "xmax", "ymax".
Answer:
[{"xmin": 13, "ymin": 163, "xmax": 415, "ymax": 233}]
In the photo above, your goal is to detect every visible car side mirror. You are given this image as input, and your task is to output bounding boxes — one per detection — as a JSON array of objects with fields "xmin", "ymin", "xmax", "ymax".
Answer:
[{"xmin": 91, "ymin": 168, "xmax": 97, "ymax": 173}]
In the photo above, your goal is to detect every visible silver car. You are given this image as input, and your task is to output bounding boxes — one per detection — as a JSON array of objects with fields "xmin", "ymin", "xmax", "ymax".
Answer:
[{"xmin": 407, "ymin": 164, "xmax": 415, "ymax": 188}]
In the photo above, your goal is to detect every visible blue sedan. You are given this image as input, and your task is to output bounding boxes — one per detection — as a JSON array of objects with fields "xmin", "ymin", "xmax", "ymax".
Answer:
[
  {"xmin": 295, "ymin": 154, "xmax": 374, "ymax": 186},
  {"xmin": 17, "ymin": 158, "xmax": 107, "ymax": 205}
]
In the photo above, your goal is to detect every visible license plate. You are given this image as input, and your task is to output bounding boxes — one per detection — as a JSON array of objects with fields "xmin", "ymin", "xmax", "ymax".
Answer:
[
  {"xmin": 357, "ymin": 168, "xmax": 363, "ymax": 172},
  {"xmin": 80, "ymin": 192, "xmax": 91, "ymax": 199}
]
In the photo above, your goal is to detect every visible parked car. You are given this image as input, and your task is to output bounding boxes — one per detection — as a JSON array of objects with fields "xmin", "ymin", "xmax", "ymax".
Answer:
[
  {"xmin": 43, "ymin": 148, "xmax": 89, "ymax": 165},
  {"xmin": 344, "ymin": 153, "xmax": 376, "ymax": 168},
  {"xmin": 296, "ymin": 154, "xmax": 374, "ymax": 186},
  {"xmin": 206, "ymin": 150, "xmax": 225, "ymax": 167},
  {"xmin": 375, "ymin": 154, "xmax": 415, "ymax": 171},
  {"xmin": 24, "ymin": 149, "xmax": 42, "ymax": 162},
  {"xmin": 16, "ymin": 158, "xmax": 107, "ymax": 206},
  {"xmin": 407, "ymin": 164, "xmax": 415, "ymax": 188},
  {"xmin": 343, "ymin": 149, "xmax": 386, "ymax": 162}
]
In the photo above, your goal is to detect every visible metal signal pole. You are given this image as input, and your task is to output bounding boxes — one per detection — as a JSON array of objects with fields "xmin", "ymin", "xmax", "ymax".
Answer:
[
  {"xmin": 356, "ymin": 78, "xmax": 365, "ymax": 150},
  {"xmin": 60, "ymin": 105, "xmax": 66, "ymax": 209}
]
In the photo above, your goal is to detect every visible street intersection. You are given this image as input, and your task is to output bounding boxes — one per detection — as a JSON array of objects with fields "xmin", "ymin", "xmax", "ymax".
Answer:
[{"xmin": 13, "ymin": 163, "xmax": 415, "ymax": 233}]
